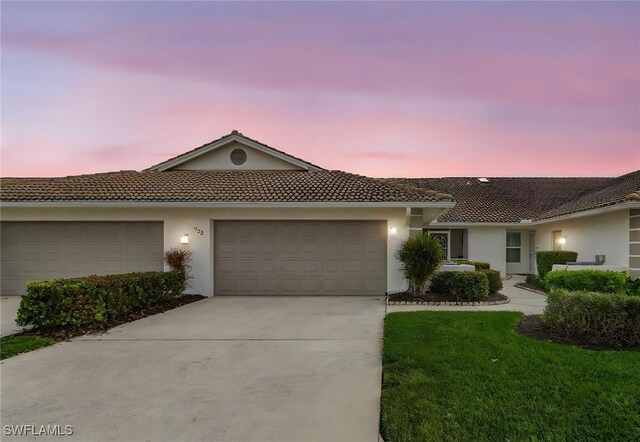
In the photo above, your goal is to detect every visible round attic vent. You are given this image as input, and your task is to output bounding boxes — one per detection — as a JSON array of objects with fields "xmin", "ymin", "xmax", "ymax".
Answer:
[{"xmin": 230, "ymin": 148, "xmax": 247, "ymax": 165}]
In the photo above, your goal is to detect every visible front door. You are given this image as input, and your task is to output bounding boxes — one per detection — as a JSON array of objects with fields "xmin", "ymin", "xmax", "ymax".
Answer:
[
  {"xmin": 428, "ymin": 231, "xmax": 450, "ymax": 261},
  {"xmin": 528, "ymin": 233, "xmax": 536, "ymax": 273}
]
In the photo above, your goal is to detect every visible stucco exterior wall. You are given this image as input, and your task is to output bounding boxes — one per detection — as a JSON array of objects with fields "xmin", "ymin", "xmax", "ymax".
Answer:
[
  {"xmin": 466, "ymin": 226, "xmax": 507, "ymax": 276},
  {"xmin": 535, "ymin": 209, "xmax": 629, "ymax": 267},
  {"xmin": 174, "ymin": 142, "xmax": 304, "ymax": 171},
  {"xmin": 1, "ymin": 206, "xmax": 410, "ymax": 296}
]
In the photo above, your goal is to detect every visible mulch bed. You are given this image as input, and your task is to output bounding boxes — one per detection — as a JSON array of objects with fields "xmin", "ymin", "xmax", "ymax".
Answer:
[
  {"xmin": 388, "ymin": 291, "xmax": 508, "ymax": 305},
  {"xmin": 20, "ymin": 294, "xmax": 206, "ymax": 341},
  {"xmin": 514, "ymin": 282, "xmax": 546, "ymax": 295},
  {"xmin": 516, "ymin": 315, "xmax": 640, "ymax": 351}
]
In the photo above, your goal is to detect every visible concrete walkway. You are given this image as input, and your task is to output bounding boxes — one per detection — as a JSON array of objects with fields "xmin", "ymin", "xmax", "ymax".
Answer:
[
  {"xmin": 1, "ymin": 296, "xmax": 385, "ymax": 442},
  {"xmin": 386, "ymin": 275, "xmax": 546, "ymax": 315},
  {"xmin": 1, "ymin": 296, "xmax": 24, "ymax": 337}
]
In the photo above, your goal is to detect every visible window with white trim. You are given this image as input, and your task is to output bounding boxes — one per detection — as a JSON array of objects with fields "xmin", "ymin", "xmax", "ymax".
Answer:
[{"xmin": 506, "ymin": 232, "xmax": 521, "ymax": 263}]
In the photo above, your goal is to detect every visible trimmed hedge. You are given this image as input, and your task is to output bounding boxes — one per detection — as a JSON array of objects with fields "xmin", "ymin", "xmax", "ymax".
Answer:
[
  {"xmin": 17, "ymin": 272, "xmax": 186, "ymax": 329},
  {"xmin": 525, "ymin": 274, "xmax": 545, "ymax": 290},
  {"xmin": 480, "ymin": 269, "xmax": 503, "ymax": 294},
  {"xmin": 544, "ymin": 270, "xmax": 627, "ymax": 294},
  {"xmin": 456, "ymin": 260, "xmax": 491, "ymax": 270},
  {"xmin": 536, "ymin": 251, "xmax": 578, "ymax": 278},
  {"xmin": 542, "ymin": 289, "xmax": 640, "ymax": 346},
  {"xmin": 430, "ymin": 271, "xmax": 489, "ymax": 302},
  {"xmin": 627, "ymin": 277, "xmax": 640, "ymax": 296}
]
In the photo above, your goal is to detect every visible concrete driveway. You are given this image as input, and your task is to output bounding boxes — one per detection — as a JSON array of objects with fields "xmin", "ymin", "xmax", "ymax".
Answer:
[{"xmin": 1, "ymin": 296, "xmax": 385, "ymax": 442}]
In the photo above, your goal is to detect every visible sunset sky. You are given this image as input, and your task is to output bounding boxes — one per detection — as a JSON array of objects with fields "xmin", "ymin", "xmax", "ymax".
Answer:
[{"xmin": 2, "ymin": 1, "xmax": 639, "ymax": 178}]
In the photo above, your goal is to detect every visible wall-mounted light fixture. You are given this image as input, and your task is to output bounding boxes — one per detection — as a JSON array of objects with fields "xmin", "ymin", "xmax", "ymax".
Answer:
[
  {"xmin": 558, "ymin": 237, "xmax": 567, "ymax": 245},
  {"xmin": 389, "ymin": 227, "xmax": 397, "ymax": 235},
  {"xmin": 180, "ymin": 234, "xmax": 190, "ymax": 245}
]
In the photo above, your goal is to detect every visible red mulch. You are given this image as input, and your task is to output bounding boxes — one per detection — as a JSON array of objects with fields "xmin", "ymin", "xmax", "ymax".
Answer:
[
  {"xmin": 516, "ymin": 315, "xmax": 640, "ymax": 351},
  {"xmin": 21, "ymin": 294, "xmax": 206, "ymax": 341},
  {"xmin": 388, "ymin": 291, "xmax": 508, "ymax": 304}
]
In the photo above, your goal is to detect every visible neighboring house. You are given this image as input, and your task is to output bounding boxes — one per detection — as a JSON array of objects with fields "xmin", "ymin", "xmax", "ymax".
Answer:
[
  {"xmin": 386, "ymin": 172, "xmax": 640, "ymax": 278},
  {"xmin": 1, "ymin": 131, "xmax": 638, "ymax": 296}
]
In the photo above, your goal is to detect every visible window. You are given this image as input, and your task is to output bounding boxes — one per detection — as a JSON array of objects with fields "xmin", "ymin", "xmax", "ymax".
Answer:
[
  {"xmin": 552, "ymin": 230, "xmax": 563, "ymax": 251},
  {"xmin": 506, "ymin": 232, "xmax": 521, "ymax": 263},
  {"xmin": 230, "ymin": 148, "xmax": 247, "ymax": 165}
]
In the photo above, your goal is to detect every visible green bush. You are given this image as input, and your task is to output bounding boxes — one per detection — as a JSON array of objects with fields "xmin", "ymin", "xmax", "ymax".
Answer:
[
  {"xmin": 542, "ymin": 289, "xmax": 640, "ymax": 346},
  {"xmin": 536, "ymin": 251, "xmax": 578, "ymax": 278},
  {"xmin": 525, "ymin": 274, "xmax": 545, "ymax": 290},
  {"xmin": 430, "ymin": 271, "xmax": 489, "ymax": 302},
  {"xmin": 544, "ymin": 270, "xmax": 627, "ymax": 294},
  {"xmin": 456, "ymin": 260, "xmax": 491, "ymax": 270},
  {"xmin": 479, "ymin": 269, "xmax": 503, "ymax": 294},
  {"xmin": 626, "ymin": 277, "xmax": 640, "ymax": 296},
  {"xmin": 17, "ymin": 272, "xmax": 186, "ymax": 329},
  {"xmin": 395, "ymin": 234, "xmax": 442, "ymax": 295}
]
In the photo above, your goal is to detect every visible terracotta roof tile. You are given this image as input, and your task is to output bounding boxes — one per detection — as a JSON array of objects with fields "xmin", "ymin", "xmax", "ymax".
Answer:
[
  {"xmin": 384, "ymin": 171, "xmax": 639, "ymax": 222},
  {"xmin": 0, "ymin": 170, "xmax": 453, "ymax": 204}
]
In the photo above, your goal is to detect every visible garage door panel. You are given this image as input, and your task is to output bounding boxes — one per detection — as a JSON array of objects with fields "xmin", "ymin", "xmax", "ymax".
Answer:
[
  {"xmin": 323, "ymin": 260, "xmax": 342, "ymax": 274},
  {"xmin": 216, "ymin": 278, "xmax": 236, "ymax": 294},
  {"xmin": 323, "ymin": 279, "xmax": 341, "ymax": 293},
  {"xmin": 214, "ymin": 220, "xmax": 386, "ymax": 296},
  {"xmin": 261, "ymin": 279, "xmax": 280, "ymax": 293},
  {"xmin": 237, "ymin": 279, "xmax": 258, "ymax": 293},
  {"xmin": 261, "ymin": 261, "xmax": 279, "ymax": 273},
  {"xmin": 1, "ymin": 222, "xmax": 163, "ymax": 295},
  {"xmin": 281, "ymin": 243, "xmax": 299, "ymax": 256},
  {"xmin": 238, "ymin": 259, "xmax": 260, "ymax": 274}
]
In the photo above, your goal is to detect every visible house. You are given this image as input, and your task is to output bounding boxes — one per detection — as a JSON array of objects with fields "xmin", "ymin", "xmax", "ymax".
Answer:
[
  {"xmin": 0, "ymin": 131, "xmax": 454, "ymax": 296},
  {"xmin": 386, "ymin": 172, "xmax": 640, "ymax": 278},
  {"xmin": 1, "ymin": 131, "xmax": 638, "ymax": 296}
]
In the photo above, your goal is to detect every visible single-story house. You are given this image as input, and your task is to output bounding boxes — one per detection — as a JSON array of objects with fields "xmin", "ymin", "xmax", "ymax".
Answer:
[
  {"xmin": 387, "ymin": 172, "xmax": 640, "ymax": 278},
  {"xmin": 1, "ymin": 131, "xmax": 638, "ymax": 296}
]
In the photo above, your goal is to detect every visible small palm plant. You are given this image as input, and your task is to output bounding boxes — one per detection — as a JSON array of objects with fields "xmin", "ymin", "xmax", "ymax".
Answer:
[
  {"xmin": 164, "ymin": 248, "xmax": 193, "ymax": 283},
  {"xmin": 395, "ymin": 234, "xmax": 443, "ymax": 295}
]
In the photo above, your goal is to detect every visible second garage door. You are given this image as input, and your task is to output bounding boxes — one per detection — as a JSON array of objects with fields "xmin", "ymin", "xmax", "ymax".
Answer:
[
  {"xmin": 214, "ymin": 220, "xmax": 387, "ymax": 296},
  {"xmin": 1, "ymin": 222, "xmax": 164, "ymax": 295}
]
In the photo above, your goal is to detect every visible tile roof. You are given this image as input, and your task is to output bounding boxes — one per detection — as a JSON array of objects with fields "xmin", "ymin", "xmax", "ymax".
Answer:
[
  {"xmin": 384, "ymin": 170, "xmax": 640, "ymax": 223},
  {"xmin": 0, "ymin": 170, "xmax": 454, "ymax": 204}
]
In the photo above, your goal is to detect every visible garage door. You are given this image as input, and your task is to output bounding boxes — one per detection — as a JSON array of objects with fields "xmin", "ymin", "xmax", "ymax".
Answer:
[
  {"xmin": 214, "ymin": 220, "xmax": 387, "ymax": 296},
  {"xmin": 1, "ymin": 222, "xmax": 164, "ymax": 295}
]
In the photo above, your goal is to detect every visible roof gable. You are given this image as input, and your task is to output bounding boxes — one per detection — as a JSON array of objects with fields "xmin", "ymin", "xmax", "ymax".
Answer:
[{"xmin": 146, "ymin": 131, "xmax": 324, "ymax": 172}]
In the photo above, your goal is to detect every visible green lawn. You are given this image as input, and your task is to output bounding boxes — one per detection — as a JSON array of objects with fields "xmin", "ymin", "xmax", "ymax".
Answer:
[
  {"xmin": 0, "ymin": 335, "xmax": 56, "ymax": 360},
  {"xmin": 381, "ymin": 312, "xmax": 640, "ymax": 442}
]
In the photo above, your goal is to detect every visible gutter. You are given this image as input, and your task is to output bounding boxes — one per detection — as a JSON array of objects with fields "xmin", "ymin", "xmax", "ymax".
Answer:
[{"xmin": 0, "ymin": 201, "xmax": 457, "ymax": 209}]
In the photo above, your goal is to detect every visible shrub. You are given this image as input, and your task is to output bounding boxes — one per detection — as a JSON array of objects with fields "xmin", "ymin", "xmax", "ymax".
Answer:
[
  {"xmin": 542, "ymin": 289, "xmax": 640, "ymax": 346},
  {"xmin": 525, "ymin": 274, "xmax": 545, "ymax": 290},
  {"xmin": 430, "ymin": 271, "xmax": 489, "ymax": 302},
  {"xmin": 456, "ymin": 260, "xmax": 491, "ymax": 270},
  {"xmin": 480, "ymin": 269, "xmax": 503, "ymax": 294},
  {"xmin": 165, "ymin": 248, "xmax": 194, "ymax": 282},
  {"xmin": 536, "ymin": 251, "xmax": 578, "ymax": 278},
  {"xmin": 544, "ymin": 270, "xmax": 627, "ymax": 294},
  {"xmin": 16, "ymin": 271, "xmax": 186, "ymax": 329},
  {"xmin": 395, "ymin": 234, "xmax": 442, "ymax": 295},
  {"xmin": 626, "ymin": 277, "xmax": 640, "ymax": 296}
]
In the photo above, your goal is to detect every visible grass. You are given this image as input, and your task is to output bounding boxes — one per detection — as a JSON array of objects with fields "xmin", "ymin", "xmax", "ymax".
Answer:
[
  {"xmin": 381, "ymin": 312, "xmax": 640, "ymax": 442},
  {"xmin": 1, "ymin": 334, "xmax": 56, "ymax": 360}
]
